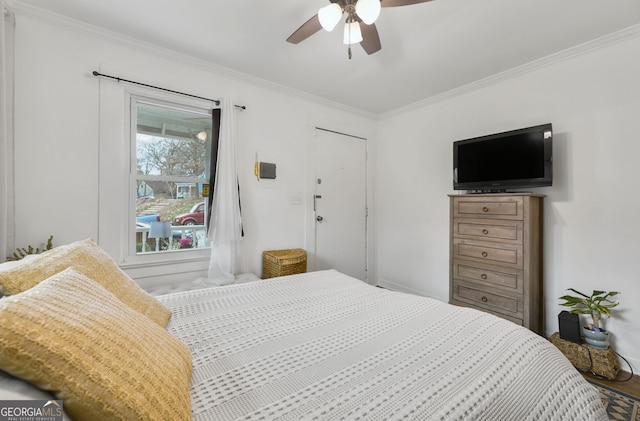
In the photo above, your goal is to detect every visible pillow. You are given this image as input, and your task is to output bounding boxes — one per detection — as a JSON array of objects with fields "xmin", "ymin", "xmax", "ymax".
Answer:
[
  {"xmin": 0, "ymin": 268, "xmax": 193, "ymax": 421},
  {"xmin": 0, "ymin": 238, "xmax": 171, "ymax": 326},
  {"xmin": 0, "ymin": 255, "xmax": 40, "ymax": 297},
  {"xmin": 0, "ymin": 254, "xmax": 40, "ymax": 272}
]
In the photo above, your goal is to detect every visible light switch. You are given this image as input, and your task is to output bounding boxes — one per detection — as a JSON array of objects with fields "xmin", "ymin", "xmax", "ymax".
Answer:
[{"xmin": 289, "ymin": 193, "xmax": 303, "ymax": 205}]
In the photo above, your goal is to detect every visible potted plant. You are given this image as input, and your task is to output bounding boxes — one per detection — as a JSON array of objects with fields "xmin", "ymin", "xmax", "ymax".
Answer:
[{"xmin": 559, "ymin": 289, "xmax": 620, "ymax": 349}]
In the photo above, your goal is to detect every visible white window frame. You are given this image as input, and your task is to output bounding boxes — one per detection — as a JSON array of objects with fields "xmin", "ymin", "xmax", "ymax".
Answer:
[{"xmin": 124, "ymin": 92, "xmax": 216, "ymax": 266}]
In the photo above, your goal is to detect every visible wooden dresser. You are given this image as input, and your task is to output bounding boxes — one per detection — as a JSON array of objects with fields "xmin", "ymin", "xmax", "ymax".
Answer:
[{"xmin": 449, "ymin": 193, "xmax": 544, "ymax": 334}]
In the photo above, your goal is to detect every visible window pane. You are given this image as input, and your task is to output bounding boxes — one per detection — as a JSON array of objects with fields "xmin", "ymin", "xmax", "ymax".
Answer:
[
  {"xmin": 134, "ymin": 100, "xmax": 213, "ymax": 254},
  {"xmin": 136, "ymin": 102, "xmax": 212, "ymax": 178}
]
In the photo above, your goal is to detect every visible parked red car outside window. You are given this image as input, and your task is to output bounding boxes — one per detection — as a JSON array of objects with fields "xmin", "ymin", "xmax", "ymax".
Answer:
[{"xmin": 173, "ymin": 202, "xmax": 205, "ymax": 225}]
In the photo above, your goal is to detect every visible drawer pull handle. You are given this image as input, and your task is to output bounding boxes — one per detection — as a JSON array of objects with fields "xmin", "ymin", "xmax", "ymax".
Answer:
[
  {"xmin": 481, "ymin": 251, "xmax": 488, "ymax": 258},
  {"xmin": 481, "ymin": 296, "xmax": 488, "ymax": 302},
  {"xmin": 481, "ymin": 273, "xmax": 488, "ymax": 280},
  {"xmin": 482, "ymin": 229, "xmax": 489, "ymax": 235},
  {"xmin": 482, "ymin": 206, "xmax": 489, "ymax": 213}
]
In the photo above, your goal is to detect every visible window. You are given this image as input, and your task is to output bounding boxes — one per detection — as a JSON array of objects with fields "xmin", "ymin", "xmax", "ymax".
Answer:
[{"xmin": 130, "ymin": 96, "xmax": 217, "ymax": 255}]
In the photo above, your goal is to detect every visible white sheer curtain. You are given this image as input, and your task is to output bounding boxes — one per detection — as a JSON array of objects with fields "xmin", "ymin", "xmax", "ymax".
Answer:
[
  {"xmin": 206, "ymin": 98, "xmax": 246, "ymax": 284},
  {"xmin": 0, "ymin": 3, "xmax": 15, "ymax": 262}
]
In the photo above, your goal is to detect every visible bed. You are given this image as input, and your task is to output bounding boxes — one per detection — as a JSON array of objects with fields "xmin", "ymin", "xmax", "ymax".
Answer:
[{"xmin": 0, "ymin": 239, "xmax": 607, "ymax": 420}]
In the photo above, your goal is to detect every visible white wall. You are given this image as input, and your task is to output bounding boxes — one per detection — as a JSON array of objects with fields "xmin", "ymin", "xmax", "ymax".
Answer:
[
  {"xmin": 10, "ymin": 11, "xmax": 377, "ymax": 285},
  {"xmin": 11, "ymin": 5, "xmax": 639, "ymax": 373},
  {"xmin": 375, "ymin": 31, "xmax": 640, "ymax": 372}
]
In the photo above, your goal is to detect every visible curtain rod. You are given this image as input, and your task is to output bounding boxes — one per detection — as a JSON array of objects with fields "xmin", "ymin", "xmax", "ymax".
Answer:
[{"xmin": 92, "ymin": 71, "xmax": 247, "ymax": 110}]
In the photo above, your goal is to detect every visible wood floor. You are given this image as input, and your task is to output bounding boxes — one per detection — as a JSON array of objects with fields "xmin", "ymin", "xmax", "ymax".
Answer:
[{"xmin": 583, "ymin": 370, "xmax": 640, "ymax": 398}]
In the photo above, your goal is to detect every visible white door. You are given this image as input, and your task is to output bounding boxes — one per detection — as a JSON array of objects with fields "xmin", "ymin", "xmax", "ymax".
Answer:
[{"xmin": 312, "ymin": 128, "xmax": 367, "ymax": 280}]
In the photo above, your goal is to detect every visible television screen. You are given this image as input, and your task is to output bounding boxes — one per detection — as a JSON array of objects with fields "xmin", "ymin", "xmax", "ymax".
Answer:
[{"xmin": 453, "ymin": 123, "xmax": 552, "ymax": 192}]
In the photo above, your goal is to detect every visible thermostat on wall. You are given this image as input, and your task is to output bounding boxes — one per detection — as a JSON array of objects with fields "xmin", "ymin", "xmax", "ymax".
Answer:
[{"xmin": 259, "ymin": 162, "xmax": 276, "ymax": 179}]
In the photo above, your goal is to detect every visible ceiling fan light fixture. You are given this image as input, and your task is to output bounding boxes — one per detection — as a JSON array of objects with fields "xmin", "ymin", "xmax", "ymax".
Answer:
[
  {"xmin": 318, "ymin": 3, "xmax": 343, "ymax": 31},
  {"xmin": 355, "ymin": 0, "xmax": 381, "ymax": 25},
  {"xmin": 343, "ymin": 21, "xmax": 363, "ymax": 45},
  {"xmin": 288, "ymin": 0, "xmax": 432, "ymax": 57}
]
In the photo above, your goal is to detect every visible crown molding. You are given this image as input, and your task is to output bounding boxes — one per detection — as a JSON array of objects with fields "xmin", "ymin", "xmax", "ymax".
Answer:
[
  {"xmin": 9, "ymin": 1, "xmax": 377, "ymax": 120},
  {"xmin": 380, "ymin": 23, "xmax": 640, "ymax": 119},
  {"xmin": 10, "ymin": 1, "xmax": 639, "ymax": 121}
]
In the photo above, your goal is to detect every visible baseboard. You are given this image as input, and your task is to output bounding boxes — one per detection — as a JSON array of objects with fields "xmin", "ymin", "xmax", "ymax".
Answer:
[{"xmin": 377, "ymin": 278, "xmax": 444, "ymax": 300}]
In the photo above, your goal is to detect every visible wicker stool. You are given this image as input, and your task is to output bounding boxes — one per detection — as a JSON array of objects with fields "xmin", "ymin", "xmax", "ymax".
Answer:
[
  {"xmin": 262, "ymin": 249, "xmax": 307, "ymax": 279},
  {"xmin": 549, "ymin": 332, "xmax": 620, "ymax": 379}
]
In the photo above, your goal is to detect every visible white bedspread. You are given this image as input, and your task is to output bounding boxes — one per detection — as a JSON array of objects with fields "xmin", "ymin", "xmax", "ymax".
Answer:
[{"xmin": 157, "ymin": 270, "xmax": 607, "ymax": 421}]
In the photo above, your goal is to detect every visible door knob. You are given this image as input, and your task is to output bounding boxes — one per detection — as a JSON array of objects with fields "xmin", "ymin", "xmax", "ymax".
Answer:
[{"xmin": 316, "ymin": 215, "xmax": 324, "ymax": 222}]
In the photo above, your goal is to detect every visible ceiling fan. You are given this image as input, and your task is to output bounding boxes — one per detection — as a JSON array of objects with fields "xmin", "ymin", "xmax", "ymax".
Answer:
[{"xmin": 287, "ymin": 0, "xmax": 434, "ymax": 59}]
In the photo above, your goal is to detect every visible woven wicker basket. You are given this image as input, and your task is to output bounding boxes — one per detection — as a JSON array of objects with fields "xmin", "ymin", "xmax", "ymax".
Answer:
[
  {"xmin": 262, "ymin": 249, "xmax": 307, "ymax": 279},
  {"xmin": 549, "ymin": 333, "xmax": 620, "ymax": 379}
]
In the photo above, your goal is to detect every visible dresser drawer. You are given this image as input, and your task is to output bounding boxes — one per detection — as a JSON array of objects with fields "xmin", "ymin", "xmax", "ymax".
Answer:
[
  {"xmin": 452, "ymin": 238, "xmax": 523, "ymax": 268},
  {"xmin": 453, "ymin": 282, "xmax": 522, "ymax": 317},
  {"xmin": 452, "ymin": 260, "xmax": 522, "ymax": 292},
  {"xmin": 449, "ymin": 299, "xmax": 523, "ymax": 326},
  {"xmin": 453, "ymin": 218, "xmax": 523, "ymax": 243},
  {"xmin": 452, "ymin": 196, "xmax": 524, "ymax": 220}
]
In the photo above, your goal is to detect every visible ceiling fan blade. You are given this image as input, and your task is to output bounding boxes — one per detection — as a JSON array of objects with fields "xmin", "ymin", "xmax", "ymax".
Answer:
[
  {"xmin": 286, "ymin": 14, "xmax": 322, "ymax": 44},
  {"xmin": 381, "ymin": 0, "xmax": 434, "ymax": 7},
  {"xmin": 359, "ymin": 22, "xmax": 381, "ymax": 55}
]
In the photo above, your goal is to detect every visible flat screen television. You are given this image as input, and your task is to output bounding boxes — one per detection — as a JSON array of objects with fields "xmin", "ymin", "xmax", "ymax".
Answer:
[{"xmin": 453, "ymin": 123, "xmax": 553, "ymax": 192}]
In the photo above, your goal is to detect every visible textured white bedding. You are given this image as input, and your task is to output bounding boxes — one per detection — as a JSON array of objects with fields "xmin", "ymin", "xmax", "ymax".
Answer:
[
  {"xmin": 157, "ymin": 270, "xmax": 607, "ymax": 421},
  {"xmin": 145, "ymin": 273, "xmax": 261, "ymax": 296}
]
